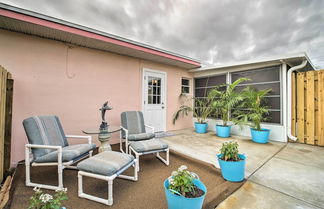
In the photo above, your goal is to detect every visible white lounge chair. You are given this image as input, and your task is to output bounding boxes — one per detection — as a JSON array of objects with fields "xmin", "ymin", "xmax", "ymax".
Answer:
[
  {"xmin": 23, "ymin": 115, "xmax": 96, "ymax": 191},
  {"xmin": 120, "ymin": 111, "xmax": 169, "ymax": 171}
]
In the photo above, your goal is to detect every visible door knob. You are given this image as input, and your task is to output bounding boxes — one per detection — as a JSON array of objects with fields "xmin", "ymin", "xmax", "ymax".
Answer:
[{"xmin": 162, "ymin": 106, "xmax": 165, "ymax": 109}]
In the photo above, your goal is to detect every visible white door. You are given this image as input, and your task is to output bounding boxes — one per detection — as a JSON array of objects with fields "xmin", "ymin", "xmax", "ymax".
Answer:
[{"xmin": 143, "ymin": 69, "xmax": 166, "ymax": 132}]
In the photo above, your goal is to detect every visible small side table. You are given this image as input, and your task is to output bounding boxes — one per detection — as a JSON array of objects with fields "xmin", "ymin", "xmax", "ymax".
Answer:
[{"xmin": 82, "ymin": 126, "xmax": 121, "ymax": 153}]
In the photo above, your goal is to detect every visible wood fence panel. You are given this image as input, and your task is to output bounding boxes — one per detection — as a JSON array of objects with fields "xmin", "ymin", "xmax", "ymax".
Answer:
[
  {"xmin": 296, "ymin": 72, "xmax": 305, "ymax": 143},
  {"xmin": 318, "ymin": 71, "xmax": 324, "ymax": 146},
  {"xmin": 0, "ymin": 66, "xmax": 8, "ymax": 183},
  {"xmin": 294, "ymin": 69, "xmax": 324, "ymax": 146},
  {"xmin": 4, "ymin": 78, "xmax": 13, "ymax": 176},
  {"xmin": 306, "ymin": 71, "xmax": 315, "ymax": 145},
  {"xmin": 291, "ymin": 72, "xmax": 296, "ymax": 137}
]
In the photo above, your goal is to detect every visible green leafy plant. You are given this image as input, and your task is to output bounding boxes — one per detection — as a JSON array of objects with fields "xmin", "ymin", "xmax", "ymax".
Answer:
[
  {"xmin": 209, "ymin": 78, "xmax": 249, "ymax": 126},
  {"xmin": 219, "ymin": 141, "xmax": 240, "ymax": 161},
  {"xmin": 168, "ymin": 165, "xmax": 200, "ymax": 197},
  {"xmin": 236, "ymin": 87, "xmax": 271, "ymax": 131},
  {"xmin": 172, "ymin": 94, "xmax": 214, "ymax": 124},
  {"xmin": 28, "ymin": 187, "xmax": 68, "ymax": 209}
]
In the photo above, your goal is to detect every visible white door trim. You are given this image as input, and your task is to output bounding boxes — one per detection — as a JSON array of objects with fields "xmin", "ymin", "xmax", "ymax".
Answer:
[{"xmin": 142, "ymin": 68, "xmax": 167, "ymax": 132}]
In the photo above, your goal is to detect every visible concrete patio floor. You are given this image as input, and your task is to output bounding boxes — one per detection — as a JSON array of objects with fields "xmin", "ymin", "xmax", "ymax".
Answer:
[
  {"xmin": 161, "ymin": 128, "xmax": 286, "ymax": 177},
  {"xmin": 161, "ymin": 129, "xmax": 324, "ymax": 209}
]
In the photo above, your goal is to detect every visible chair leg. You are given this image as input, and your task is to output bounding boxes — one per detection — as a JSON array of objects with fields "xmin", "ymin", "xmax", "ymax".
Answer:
[
  {"xmin": 78, "ymin": 171, "xmax": 135, "ymax": 205},
  {"xmin": 136, "ymin": 153, "xmax": 140, "ymax": 172},
  {"xmin": 119, "ymin": 138, "xmax": 125, "ymax": 153},
  {"xmin": 26, "ymin": 165, "xmax": 65, "ymax": 190},
  {"xmin": 25, "ymin": 147, "xmax": 31, "ymax": 186},
  {"xmin": 58, "ymin": 164, "xmax": 64, "ymax": 189},
  {"xmin": 166, "ymin": 149, "xmax": 170, "ymax": 165},
  {"xmin": 125, "ymin": 141, "xmax": 129, "ymax": 154},
  {"xmin": 108, "ymin": 180, "xmax": 113, "ymax": 205},
  {"xmin": 78, "ymin": 172, "xmax": 83, "ymax": 196},
  {"xmin": 156, "ymin": 149, "xmax": 170, "ymax": 166},
  {"xmin": 134, "ymin": 161, "xmax": 138, "ymax": 181},
  {"xmin": 25, "ymin": 147, "xmax": 64, "ymax": 190},
  {"xmin": 129, "ymin": 148, "xmax": 140, "ymax": 172},
  {"xmin": 78, "ymin": 171, "xmax": 114, "ymax": 205},
  {"xmin": 117, "ymin": 159, "xmax": 138, "ymax": 181},
  {"xmin": 119, "ymin": 139, "xmax": 129, "ymax": 154}
]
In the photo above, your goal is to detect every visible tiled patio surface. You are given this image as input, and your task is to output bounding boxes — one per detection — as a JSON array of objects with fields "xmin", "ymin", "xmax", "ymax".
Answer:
[
  {"xmin": 161, "ymin": 129, "xmax": 324, "ymax": 209},
  {"xmin": 161, "ymin": 128, "xmax": 286, "ymax": 177}
]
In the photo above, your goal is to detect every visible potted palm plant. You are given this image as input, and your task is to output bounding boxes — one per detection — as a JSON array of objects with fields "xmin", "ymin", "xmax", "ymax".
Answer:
[
  {"xmin": 173, "ymin": 94, "xmax": 214, "ymax": 133},
  {"xmin": 209, "ymin": 78, "xmax": 249, "ymax": 137},
  {"xmin": 164, "ymin": 165, "xmax": 207, "ymax": 209},
  {"xmin": 238, "ymin": 87, "xmax": 271, "ymax": 143},
  {"xmin": 217, "ymin": 141, "xmax": 245, "ymax": 182}
]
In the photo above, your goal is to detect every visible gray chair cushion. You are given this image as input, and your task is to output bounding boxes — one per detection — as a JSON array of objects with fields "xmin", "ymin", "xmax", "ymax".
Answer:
[
  {"xmin": 130, "ymin": 139, "xmax": 168, "ymax": 153},
  {"xmin": 34, "ymin": 144, "xmax": 96, "ymax": 163},
  {"xmin": 23, "ymin": 116, "xmax": 69, "ymax": 159},
  {"xmin": 121, "ymin": 111, "xmax": 146, "ymax": 138},
  {"xmin": 77, "ymin": 151, "xmax": 134, "ymax": 176},
  {"xmin": 128, "ymin": 133, "xmax": 155, "ymax": 141}
]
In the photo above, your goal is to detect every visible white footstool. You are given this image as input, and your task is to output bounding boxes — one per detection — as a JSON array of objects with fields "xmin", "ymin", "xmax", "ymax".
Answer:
[
  {"xmin": 77, "ymin": 151, "xmax": 138, "ymax": 205},
  {"xmin": 129, "ymin": 138, "xmax": 169, "ymax": 172}
]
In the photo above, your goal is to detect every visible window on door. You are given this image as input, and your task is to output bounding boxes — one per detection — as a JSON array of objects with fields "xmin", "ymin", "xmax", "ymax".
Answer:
[{"xmin": 148, "ymin": 76, "xmax": 161, "ymax": 104}]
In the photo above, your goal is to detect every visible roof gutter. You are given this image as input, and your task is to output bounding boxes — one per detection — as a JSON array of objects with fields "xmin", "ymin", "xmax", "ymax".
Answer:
[{"xmin": 286, "ymin": 60, "xmax": 307, "ymax": 141}]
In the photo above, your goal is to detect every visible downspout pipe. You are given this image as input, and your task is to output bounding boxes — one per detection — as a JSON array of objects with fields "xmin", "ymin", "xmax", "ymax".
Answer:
[{"xmin": 287, "ymin": 60, "xmax": 308, "ymax": 141}]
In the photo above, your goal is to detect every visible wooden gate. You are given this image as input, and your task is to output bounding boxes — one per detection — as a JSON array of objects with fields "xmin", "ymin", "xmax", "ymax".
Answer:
[
  {"xmin": 291, "ymin": 70, "xmax": 324, "ymax": 146},
  {"xmin": 0, "ymin": 66, "xmax": 13, "ymax": 183}
]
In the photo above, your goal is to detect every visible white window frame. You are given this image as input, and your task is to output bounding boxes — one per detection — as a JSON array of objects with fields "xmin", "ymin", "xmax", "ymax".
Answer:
[{"xmin": 181, "ymin": 78, "xmax": 191, "ymax": 95}]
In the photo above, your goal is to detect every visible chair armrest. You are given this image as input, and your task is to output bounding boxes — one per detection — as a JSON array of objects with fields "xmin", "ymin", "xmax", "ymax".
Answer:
[
  {"xmin": 25, "ymin": 144, "xmax": 62, "ymax": 150},
  {"xmin": 65, "ymin": 135, "xmax": 92, "ymax": 144},
  {"xmin": 144, "ymin": 124, "xmax": 155, "ymax": 133},
  {"xmin": 25, "ymin": 144, "xmax": 63, "ymax": 164}
]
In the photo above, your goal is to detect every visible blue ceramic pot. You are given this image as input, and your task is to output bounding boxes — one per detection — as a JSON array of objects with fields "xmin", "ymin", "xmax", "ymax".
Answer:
[
  {"xmin": 216, "ymin": 125, "xmax": 231, "ymax": 138},
  {"xmin": 217, "ymin": 154, "xmax": 246, "ymax": 182},
  {"xmin": 194, "ymin": 122, "xmax": 208, "ymax": 133},
  {"xmin": 250, "ymin": 128, "xmax": 270, "ymax": 143},
  {"xmin": 164, "ymin": 179, "xmax": 207, "ymax": 209}
]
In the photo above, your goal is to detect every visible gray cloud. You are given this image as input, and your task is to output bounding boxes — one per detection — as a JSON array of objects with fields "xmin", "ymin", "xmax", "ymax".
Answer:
[{"xmin": 1, "ymin": 0, "xmax": 324, "ymax": 68}]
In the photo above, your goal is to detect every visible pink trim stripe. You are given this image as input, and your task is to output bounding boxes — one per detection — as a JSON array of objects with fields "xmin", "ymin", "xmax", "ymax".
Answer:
[{"xmin": 0, "ymin": 9, "xmax": 200, "ymax": 67}]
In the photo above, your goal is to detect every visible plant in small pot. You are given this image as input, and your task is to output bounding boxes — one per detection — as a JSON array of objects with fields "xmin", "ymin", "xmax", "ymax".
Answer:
[
  {"xmin": 164, "ymin": 165, "xmax": 207, "ymax": 209},
  {"xmin": 238, "ymin": 87, "xmax": 272, "ymax": 143},
  {"xmin": 217, "ymin": 141, "xmax": 246, "ymax": 182},
  {"xmin": 28, "ymin": 187, "xmax": 68, "ymax": 209},
  {"xmin": 173, "ymin": 94, "xmax": 214, "ymax": 134},
  {"xmin": 209, "ymin": 78, "xmax": 249, "ymax": 138}
]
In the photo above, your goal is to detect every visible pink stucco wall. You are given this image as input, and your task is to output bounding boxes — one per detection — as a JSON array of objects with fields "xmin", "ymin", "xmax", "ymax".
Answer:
[{"xmin": 0, "ymin": 29, "xmax": 194, "ymax": 166}]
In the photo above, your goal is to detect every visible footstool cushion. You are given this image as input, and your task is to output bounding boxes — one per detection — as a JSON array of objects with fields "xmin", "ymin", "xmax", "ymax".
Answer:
[
  {"xmin": 130, "ymin": 138, "xmax": 168, "ymax": 153},
  {"xmin": 77, "ymin": 151, "xmax": 134, "ymax": 176}
]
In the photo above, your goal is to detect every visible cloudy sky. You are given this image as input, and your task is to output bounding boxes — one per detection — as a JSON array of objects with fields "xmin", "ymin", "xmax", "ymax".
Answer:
[{"xmin": 1, "ymin": 0, "xmax": 324, "ymax": 68}]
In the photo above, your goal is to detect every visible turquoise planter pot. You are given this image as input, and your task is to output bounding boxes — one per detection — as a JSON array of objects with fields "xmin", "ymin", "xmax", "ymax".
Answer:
[
  {"xmin": 216, "ymin": 125, "xmax": 231, "ymax": 138},
  {"xmin": 164, "ymin": 179, "xmax": 207, "ymax": 209},
  {"xmin": 250, "ymin": 128, "xmax": 270, "ymax": 143},
  {"xmin": 194, "ymin": 122, "xmax": 208, "ymax": 133},
  {"xmin": 217, "ymin": 154, "xmax": 246, "ymax": 182}
]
